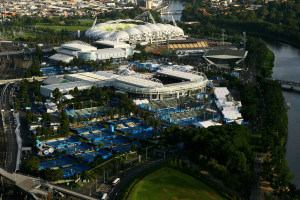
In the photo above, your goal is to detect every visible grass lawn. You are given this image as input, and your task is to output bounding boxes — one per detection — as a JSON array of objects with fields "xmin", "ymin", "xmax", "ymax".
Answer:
[
  {"xmin": 35, "ymin": 24, "xmax": 90, "ymax": 32},
  {"xmin": 129, "ymin": 167, "xmax": 227, "ymax": 200}
]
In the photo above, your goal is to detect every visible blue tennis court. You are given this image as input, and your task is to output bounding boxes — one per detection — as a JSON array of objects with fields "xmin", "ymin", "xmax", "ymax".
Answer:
[
  {"xmin": 74, "ymin": 149, "xmax": 112, "ymax": 163},
  {"xmin": 93, "ymin": 137, "xmax": 129, "ymax": 148},
  {"xmin": 61, "ymin": 164, "xmax": 90, "ymax": 178},
  {"xmin": 45, "ymin": 137, "xmax": 81, "ymax": 149},
  {"xmin": 39, "ymin": 157, "xmax": 74, "ymax": 170},
  {"xmin": 82, "ymin": 131, "xmax": 116, "ymax": 142},
  {"xmin": 56, "ymin": 143, "xmax": 94, "ymax": 155}
]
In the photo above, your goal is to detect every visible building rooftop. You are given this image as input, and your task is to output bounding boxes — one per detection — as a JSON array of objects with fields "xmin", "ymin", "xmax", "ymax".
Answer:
[
  {"xmin": 116, "ymin": 76, "xmax": 163, "ymax": 88},
  {"xmin": 204, "ymin": 49, "xmax": 247, "ymax": 58},
  {"xmin": 93, "ymin": 48, "xmax": 125, "ymax": 54},
  {"xmin": 49, "ymin": 53, "xmax": 74, "ymax": 63},
  {"xmin": 61, "ymin": 43, "xmax": 97, "ymax": 52},
  {"xmin": 65, "ymin": 72, "xmax": 111, "ymax": 83},
  {"xmin": 41, "ymin": 81, "xmax": 95, "ymax": 91},
  {"xmin": 42, "ymin": 76, "xmax": 69, "ymax": 85},
  {"xmin": 157, "ymin": 68, "xmax": 205, "ymax": 82},
  {"xmin": 94, "ymin": 40, "xmax": 130, "ymax": 48}
]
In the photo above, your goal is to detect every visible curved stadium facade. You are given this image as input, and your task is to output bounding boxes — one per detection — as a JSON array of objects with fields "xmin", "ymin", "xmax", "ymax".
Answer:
[
  {"xmin": 85, "ymin": 19, "xmax": 185, "ymax": 43},
  {"xmin": 41, "ymin": 69, "xmax": 209, "ymax": 100}
]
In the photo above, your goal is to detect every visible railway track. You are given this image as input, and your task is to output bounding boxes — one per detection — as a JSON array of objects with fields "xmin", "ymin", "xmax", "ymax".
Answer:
[
  {"xmin": 0, "ymin": 85, "xmax": 8, "ymax": 167},
  {"xmin": 0, "ymin": 83, "xmax": 17, "ymax": 172}
]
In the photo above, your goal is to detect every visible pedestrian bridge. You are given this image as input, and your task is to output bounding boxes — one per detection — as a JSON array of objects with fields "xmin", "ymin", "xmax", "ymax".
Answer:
[
  {"xmin": 160, "ymin": 10, "xmax": 182, "ymax": 15},
  {"xmin": 268, "ymin": 78, "xmax": 300, "ymax": 87}
]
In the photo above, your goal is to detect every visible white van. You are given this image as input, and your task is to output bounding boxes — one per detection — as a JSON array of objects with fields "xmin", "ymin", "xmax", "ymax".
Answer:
[{"xmin": 101, "ymin": 193, "xmax": 108, "ymax": 200}]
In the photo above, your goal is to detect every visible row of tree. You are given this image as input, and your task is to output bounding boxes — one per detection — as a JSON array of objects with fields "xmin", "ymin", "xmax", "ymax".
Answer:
[
  {"xmin": 161, "ymin": 125, "xmax": 254, "ymax": 197},
  {"xmin": 180, "ymin": 1, "xmax": 300, "ymax": 47}
]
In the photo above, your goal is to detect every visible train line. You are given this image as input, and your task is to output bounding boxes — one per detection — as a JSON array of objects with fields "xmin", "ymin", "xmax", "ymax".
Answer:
[{"xmin": 0, "ymin": 83, "xmax": 17, "ymax": 172}]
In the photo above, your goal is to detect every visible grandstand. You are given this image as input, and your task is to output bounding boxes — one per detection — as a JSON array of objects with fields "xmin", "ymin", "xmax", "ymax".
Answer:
[{"xmin": 168, "ymin": 39, "xmax": 209, "ymax": 50}]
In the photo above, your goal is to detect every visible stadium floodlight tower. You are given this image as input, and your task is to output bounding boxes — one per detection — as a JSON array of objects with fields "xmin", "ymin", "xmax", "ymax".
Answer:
[
  {"xmin": 149, "ymin": 11, "xmax": 156, "ymax": 24},
  {"xmin": 172, "ymin": 16, "xmax": 177, "ymax": 27},
  {"xmin": 243, "ymin": 31, "xmax": 246, "ymax": 49},
  {"xmin": 221, "ymin": 29, "xmax": 225, "ymax": 47}
]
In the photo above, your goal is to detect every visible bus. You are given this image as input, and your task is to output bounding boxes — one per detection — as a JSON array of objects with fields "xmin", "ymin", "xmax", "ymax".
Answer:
[{"xmin": 112, "ymin": 178, "xmax": 120, "ymax": 186}]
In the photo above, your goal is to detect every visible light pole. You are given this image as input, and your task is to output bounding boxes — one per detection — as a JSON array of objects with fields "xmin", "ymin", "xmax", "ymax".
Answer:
[{"xmin": 146, "ymin": 147, "xmax": 148, "ymax": 159}]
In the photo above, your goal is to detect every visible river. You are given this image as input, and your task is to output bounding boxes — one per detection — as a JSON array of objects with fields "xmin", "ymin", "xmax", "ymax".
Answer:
[
  {"xmin": 163, "ymin": 0, "xmax": 300, "ymax": 188},
  {"xmin": 160, "ymin": 0, "xmax": 185, "ymax": 21},
  {"xmin": 267, "ymin": 42, "xmax": 300, "ymax": 188}
]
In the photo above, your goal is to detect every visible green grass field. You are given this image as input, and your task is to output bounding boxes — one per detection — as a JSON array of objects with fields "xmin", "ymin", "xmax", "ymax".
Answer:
[
  {"xmin": 35, "ymin": 25, "xmax": 90, "ymax": 32},
  {"xmin": 129, "ymin": 167, "xmax": 227, "ymax": 200}
]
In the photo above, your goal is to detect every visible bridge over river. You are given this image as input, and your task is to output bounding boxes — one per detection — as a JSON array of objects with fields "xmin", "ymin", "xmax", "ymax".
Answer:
[{"xmin": 268, "ymin": 78, "xmax": 300, "ymax": 92}]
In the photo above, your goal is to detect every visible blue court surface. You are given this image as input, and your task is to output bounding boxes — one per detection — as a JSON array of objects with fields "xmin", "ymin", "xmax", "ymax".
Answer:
[
  {"xmin": 74, "ymin": 149, "xmax": 112, "ymax": 163},
  {"xmin": 45, "ymin": 137, "xmax": 81, "ymax": 149},
  {"xmin": 56, "ymin": 143, "xmax": 94, "ymax": 155},
  {"xmin": 61, "ymin": 163, "xmax": 90, "ymax": 178},
  {"xmin": 39, "ymin": 157, "xmax": 74, "ymax": 170}
]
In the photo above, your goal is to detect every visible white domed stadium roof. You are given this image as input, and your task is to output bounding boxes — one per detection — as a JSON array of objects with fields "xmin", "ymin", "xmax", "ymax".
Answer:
[
  {"xmin": 125, "ymin": 27, "xmax": 142, "ymax": 36},
  {"xmin": 85, "ymin": 20, "xmax": 185, "ymax": 42},
  {"xmin": 109, "ymin": 31, "xmax": 130, "ymax": 41}
]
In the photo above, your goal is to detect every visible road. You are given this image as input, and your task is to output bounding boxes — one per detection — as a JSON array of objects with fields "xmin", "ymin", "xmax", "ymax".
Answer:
[
  {"xmin": 250, "ymin": 154, "xmax": 262, "ymax": 200},
  {"xmin": 108, "ymin": 150, "xmax": 180, "ymax": 200}
]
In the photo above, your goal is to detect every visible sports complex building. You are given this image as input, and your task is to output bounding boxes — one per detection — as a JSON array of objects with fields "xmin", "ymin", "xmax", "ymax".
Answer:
[
  {"xmin": 85, "ymin": 19, "xmax": 185, "ymax": 44},
  {"xmin": 40, "ymin": 67, "xmax": 209, "ymax": 100},
  {"xmin": 49, "ymin": 40, "xmax": 134, "ymax": 63}
]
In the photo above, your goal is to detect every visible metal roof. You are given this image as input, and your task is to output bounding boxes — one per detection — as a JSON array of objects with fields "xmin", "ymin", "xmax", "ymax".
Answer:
[
  {"xmin": 94, "ymin": 48, "xmax": 125, "ymax": 54},
  {"xmin": 116, "ymin": 76, "xmax": 163, "ymax": 88},
  {"xmin": 94, "ymin": 40, "xmax": 130, "ymax": 48},
  {"xmin": 157, "ymin": 69, "xmax": 204, "ymax": 82},
  {"xmin": 204, "ymin": 49, "xmax": 247, "ymax": 58},
  {"xmin": 41, "ymin": 81, "xmax": 94, "ymax": 91},
  {"xmin": 61, "ymin": 43, "xmax": 97, "ymax": 52},
  {"xmin": 42, "ymin": 76, "xmax": 68, "ymax": 85},
  {"xmin": 65, "ymin": 72, "xmax": 111, "ymax": 83},
  {"xmin": 49, "ymin": 53, "xmax": 74, "ymax": 63}
]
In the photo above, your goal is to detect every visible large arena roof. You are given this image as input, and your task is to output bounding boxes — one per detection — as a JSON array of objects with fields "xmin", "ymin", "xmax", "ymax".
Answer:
[
  {"xmin": 157, "ymin": 68, "xmax": 206, "ymax": 82},
  {"xmin": 115, "ymin": 76, "xmax": 163, "ymax": 88},
  {"xmin": 85, "ymin": 19, "xmax": 185, "ymax": 43},
  {"xmin": 65, "ymin": 72, "xmax": 111, "ymax": 83},
  {"xmin": 41, "ymin": 69, "xmax": 208, "ymax": 99},
  {"xmin": 49, "ymin": 53, "xmax": 74, "ymax": 63},
  {"xmin": 61, "ymin": 41, "xmax": 97, "ymax": 52}
]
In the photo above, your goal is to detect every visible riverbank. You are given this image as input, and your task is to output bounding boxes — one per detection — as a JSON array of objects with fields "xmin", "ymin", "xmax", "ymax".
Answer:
[
  {"xmin": 210, "ymin": 19, "xmax": 300, "ymax": 49},
  {"xmin": 266, "ymin": 42, "xmax": 300, "ymax": 188}
]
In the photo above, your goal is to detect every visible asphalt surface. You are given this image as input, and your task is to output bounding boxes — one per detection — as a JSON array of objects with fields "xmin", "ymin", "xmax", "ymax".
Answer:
[{"xmin": 108, "ymin": 150, "xmax": 180, "ymax": 200}]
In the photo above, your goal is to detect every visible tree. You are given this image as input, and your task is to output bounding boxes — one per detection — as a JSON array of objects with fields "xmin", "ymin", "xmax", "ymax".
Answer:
[
  {"xmin": 40, "ymin": 168, "xmax": 64, "ymax": 181},
  {"xmin": 52, "ymin": 88, "xmax": 62, "ymax": 101},
  {"xmin": 25, "ymin": 156, "xmax": 40, "ymax": 174}
]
